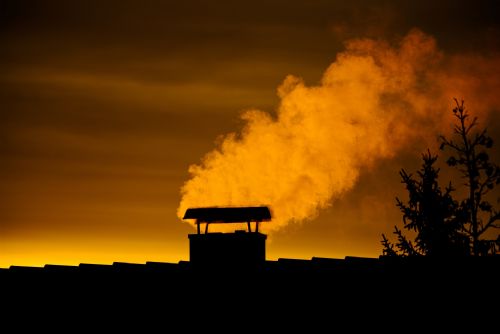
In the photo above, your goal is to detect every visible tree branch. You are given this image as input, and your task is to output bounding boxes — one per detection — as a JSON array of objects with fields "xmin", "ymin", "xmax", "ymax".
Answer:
[
  {"xmin": 478, "ymin": 211, "xmax": 500, "ymax": 236},
  {"xmin": 440, "ymin": 136, "xmax": 464, "ymax": 153},
  {"xmin": 470, "ymin": 128, "xmax": 487, "ymax": 147}
]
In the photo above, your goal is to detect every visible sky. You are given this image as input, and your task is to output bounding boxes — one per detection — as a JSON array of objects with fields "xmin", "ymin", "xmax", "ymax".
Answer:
[{"xmin": 1, "ymin": 0, "xmax": 499, "ymax": 267}]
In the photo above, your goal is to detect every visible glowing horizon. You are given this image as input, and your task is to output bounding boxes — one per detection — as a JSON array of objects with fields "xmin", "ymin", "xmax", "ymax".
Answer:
[{"xmin": 1, "ymin": 1, "xmax": 499, "ymax": 267}]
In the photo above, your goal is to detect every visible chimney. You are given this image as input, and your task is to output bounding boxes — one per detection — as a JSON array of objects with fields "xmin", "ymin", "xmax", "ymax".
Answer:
[{"xmin": 184, "ymin": 206, "xmax": 271, "ymax": 267}]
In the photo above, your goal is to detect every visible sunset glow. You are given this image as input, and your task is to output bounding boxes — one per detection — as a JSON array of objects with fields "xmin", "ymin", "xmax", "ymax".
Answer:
[{"xmin": 1, "ymin": 1, "xmax": 499, "ymax": 267}]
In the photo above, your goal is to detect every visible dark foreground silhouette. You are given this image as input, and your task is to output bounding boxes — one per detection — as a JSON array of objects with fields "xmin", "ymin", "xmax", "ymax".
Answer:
[
  {"xmin": 1, "ymin": 256, "xmax": 498, "ymax": 328},
  {"xmin": 3, "ymin": 256, "xmax": 498, "ymax": 294}
]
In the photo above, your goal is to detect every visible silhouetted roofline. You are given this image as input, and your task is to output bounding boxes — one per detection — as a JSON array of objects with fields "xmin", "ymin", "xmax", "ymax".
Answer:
[
  {"xmin": 183, "ymin": 206, "xmax": 271, "ymax": 223},
  {"xmin": 4, "ymin": 256, "xmax": 499, "ymax": 272}
]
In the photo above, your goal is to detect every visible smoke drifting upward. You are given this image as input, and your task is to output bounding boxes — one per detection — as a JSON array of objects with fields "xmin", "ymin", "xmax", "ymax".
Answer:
[{"xmin": 178, "ymin": 29, "xmax": 500, "ymax": 232}]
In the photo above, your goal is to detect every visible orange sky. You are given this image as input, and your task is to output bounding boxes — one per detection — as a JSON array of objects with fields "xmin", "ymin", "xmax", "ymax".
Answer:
[{"xmin": 1, "ymin": 0, "xmax": 499, "ymax": 267}]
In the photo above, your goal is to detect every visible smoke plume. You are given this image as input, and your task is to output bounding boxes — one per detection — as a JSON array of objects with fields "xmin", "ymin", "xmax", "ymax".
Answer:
[{"xmin": 178, "ymin": 29, "xmax": 500, "ymax": 232}]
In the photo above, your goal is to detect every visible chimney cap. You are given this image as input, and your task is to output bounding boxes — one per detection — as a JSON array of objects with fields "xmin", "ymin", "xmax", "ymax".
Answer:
[{"xmin": 183, "ymin": 206, "xmax": 271, "ymax": 223}]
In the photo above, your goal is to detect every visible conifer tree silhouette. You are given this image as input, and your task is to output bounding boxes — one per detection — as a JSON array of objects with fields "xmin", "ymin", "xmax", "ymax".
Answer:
[
  {"xmin": 382, "ymin": 100, "xmax": 500, "ymax": 256},
  {"xmin": 382, "ymin": 151, "xmax": 468, "ymax": 256},
  {"xmin": 440, "ymin": 100, "xmax": 500, "ymax": 255}
]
